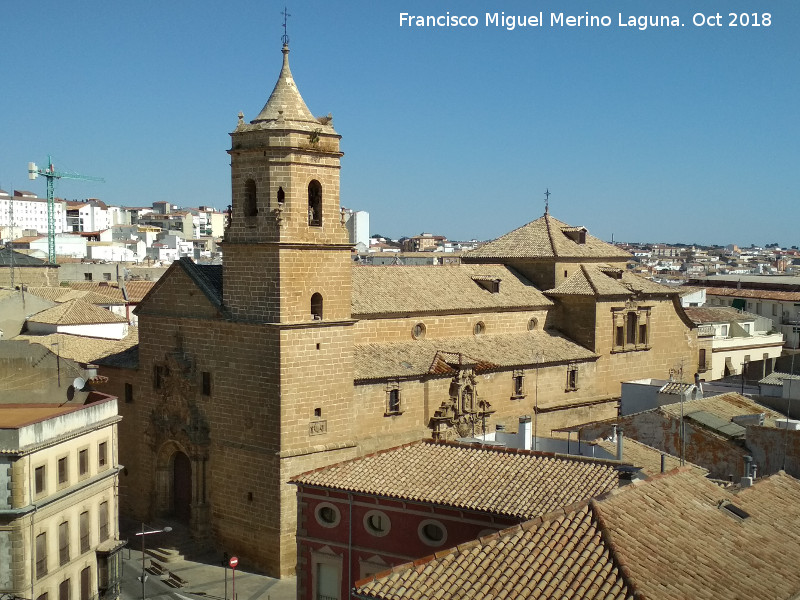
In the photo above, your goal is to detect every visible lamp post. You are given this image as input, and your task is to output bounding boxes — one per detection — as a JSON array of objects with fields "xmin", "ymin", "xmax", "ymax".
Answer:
[{"xmin": 135, "ymin": 524, "xmax": 172, "ymax": 600}]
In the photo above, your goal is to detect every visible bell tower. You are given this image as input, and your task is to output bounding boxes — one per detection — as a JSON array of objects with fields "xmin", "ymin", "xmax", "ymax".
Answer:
[
  {"xmin": 224, "ymin": 43, "xmax": 350, "ymax": 324},
  {"xmin": 223, "ymin": 43, "xmax": 356, "ymax": 573}
]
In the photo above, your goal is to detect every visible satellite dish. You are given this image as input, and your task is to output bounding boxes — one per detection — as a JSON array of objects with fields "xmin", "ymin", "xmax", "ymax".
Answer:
[{"xmin": 73, "ymin": 377, "xmax": 86, "ymax": 391}]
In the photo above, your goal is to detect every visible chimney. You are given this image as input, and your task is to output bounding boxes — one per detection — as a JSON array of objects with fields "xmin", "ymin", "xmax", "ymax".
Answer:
[
  {"xmin": 616, "ymin": 428, "xmax": 624, "ymax": 461},
  {"xmin": 694, "ymin": 373, "xmax": 703, "ymax": 399},
  {"xmin": 741, "ymin": 455, "xmax": 753, "ymax": 487}
]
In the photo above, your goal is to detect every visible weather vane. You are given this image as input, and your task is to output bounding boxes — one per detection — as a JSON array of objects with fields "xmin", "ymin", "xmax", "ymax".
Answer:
[
  {"xmin": 544, "ymin": 188, "xmax": 550, "ymax": 214},
  {"xmin": 281, "ymin": 6, "xmax": 291, "ymax": 45}
]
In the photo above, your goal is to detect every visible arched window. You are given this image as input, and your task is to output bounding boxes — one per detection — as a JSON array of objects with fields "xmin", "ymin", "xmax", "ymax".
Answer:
[
  {"xmin": 311, "ymin": 293, "xmax": 323, "ymax": 320},
  {"xmin": 308, "ymin": 180, "xmax": 322, "ymax": 226},
  {"xmin": 277, "ymin": 186, "xmax": 285, "ymax": 205},
  {"xmin": 243, "ymin": 179, "xmax": 258, "ymax": 217}
]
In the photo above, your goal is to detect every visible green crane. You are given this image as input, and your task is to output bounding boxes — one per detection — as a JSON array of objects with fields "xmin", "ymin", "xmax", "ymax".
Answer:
[{"xmin": 28, "ymin": 155, "xmax": 104, "ymax": 264}]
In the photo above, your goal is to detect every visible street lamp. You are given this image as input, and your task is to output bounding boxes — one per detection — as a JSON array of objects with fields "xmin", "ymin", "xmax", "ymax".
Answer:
[{"xmin": 135, "ymin": 523, "xmax": 172, "ymax": 600}]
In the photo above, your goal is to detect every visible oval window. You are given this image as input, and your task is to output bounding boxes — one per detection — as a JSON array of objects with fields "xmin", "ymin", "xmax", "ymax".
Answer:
[
  {"xmin": 314, "ymin": 502, "xmax": 341, "ymax": 528},
  {"xmin": 363, "ymin": 510, "xmax": 391, "ymax": 537},
  {"xmin": 528, "ymin": 317, "xmax": 538, "ymax": 331},
  {"xmin": 412, "ymin": 323, "xmax": 426, "ymax": 340},
  {"xmin": 418, "ymin": 519, "xmax": 447, "ymax": 547},
  {"xmin": 473, "ymin": 321, "xmax": 485, "ymax": 336}
]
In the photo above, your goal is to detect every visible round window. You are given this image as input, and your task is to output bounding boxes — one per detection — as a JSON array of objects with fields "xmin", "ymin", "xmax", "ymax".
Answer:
[
  {"xmin": 412, "ymin": 323, "xmax": 426, "ymax": 340},
  {"xmin": 314, "ymin": 502, "xmax": 341, "ymax": 528},
  {"xmin": 473, "ymin": 321, "xmax": 485, "ymax": 336},
  {"xmin": 363, "ymin": 510, "xmax": 391, "ymax": 537},
  {"xmin": 418, "ymin": 519, "xmax": 448, "ymax": 547},
  {"xmin": 528, "ymin": 317, "xmax": 538, "ymax": 331}
]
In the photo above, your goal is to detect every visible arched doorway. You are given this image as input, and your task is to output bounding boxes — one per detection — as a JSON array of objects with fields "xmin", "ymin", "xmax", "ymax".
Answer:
[{"xmin": 172, "ymin": 451, "xmax": 192, "ymax": 523}]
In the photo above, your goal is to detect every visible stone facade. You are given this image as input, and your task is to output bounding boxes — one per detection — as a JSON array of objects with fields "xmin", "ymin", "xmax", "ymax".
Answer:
[
  {"xmin": 102, "ymin": 43, "xmax": 702, "ymax": 578},
  {"xmin": 0, "ymin": 397, "xmax": 123, "ymax": 600}
]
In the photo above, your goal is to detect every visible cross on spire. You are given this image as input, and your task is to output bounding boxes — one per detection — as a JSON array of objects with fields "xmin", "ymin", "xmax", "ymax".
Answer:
[
  {"xmin": 544, "ymin": 188, "xmax": 551, "ymax": 215},
  {"xmin": 281, "ymin": 6, "xmax": 291, "ymax": 45}
]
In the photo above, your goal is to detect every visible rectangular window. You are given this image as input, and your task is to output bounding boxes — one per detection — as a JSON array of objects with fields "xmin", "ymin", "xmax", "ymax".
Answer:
[
  {"xmin": 566, "ymin": 365, "xmax": 579, "ymax": 391},
  {"xmin": 80, "ymin": 511, "xmax": 90, "ymax": 553},
  {"xmin": 386, "ymin": 388, "xmax": 401, "ymax": 416},
  {"xmin": 124, "ymin": 382, "xmax": 133, "ymax": 403},
  {"xmin": 615, "ymin": 326, "xmax": 624, "ymax": 348},
  {"xmin": 202, "ymin": 371, "xmax": 212, "ymax": 396},
  {"xmin": 79, "ymin": 449, "xmax": 88, "ymax": 476},
  {"xmin": 84, "ymin": 273, "xmax": 92, "ymax": 281},
  {"xmin": 35, "ymin": 465, "xmax": 46, "ymax": 495},
  {"xmin": 58, "ymin": 456, "xmax": 68, "ymax": 485},
  {"xmin": 98, "ymin": 441, "xmax": 108, "ymax": 468},
  {"xmin": 81, "ymin": 567, "xmax": 92, "ymax": 600},
  {"xmin": 81, "ymin": 567, "xmax": 91, "ymax": 600},
  {"xmin": 59, "ymin": 521, "xmax": 70, "ymax": 565},
  {"xmin": 99, "ymin": 501, "xmax": 109, "ymax": 541},
  {"xmin": 59, "ymin": 578, "xmax": 70, "ymax": 600},
  {"xmin": 36, "ymin": 532, "xmax": 47, "ymax": 578},
  {"xmin": 639, "ymin": 323, "xmax": 648, "ymax": 346},
  {"xmin": 699, "ymin": 348, "xmax": 707, "ymax": 371},
  {"xmin": 103, "ymin": 272, "xmax": 112, "ymax": 281},
  {"xmin": 626, "ymin": 312, "xmax": 638, "ymax": 345}
]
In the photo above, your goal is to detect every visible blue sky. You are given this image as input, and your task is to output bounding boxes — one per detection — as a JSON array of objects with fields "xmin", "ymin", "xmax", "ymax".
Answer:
[{"xmin": 1, "ymin": 1, "xmax": 797, "ymax": 247}]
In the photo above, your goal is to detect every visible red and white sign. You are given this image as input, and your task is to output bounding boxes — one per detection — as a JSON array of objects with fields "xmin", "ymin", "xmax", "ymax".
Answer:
[{"xmin": 229, "ymin": 556, "xmax": 239, "ymax": 569}]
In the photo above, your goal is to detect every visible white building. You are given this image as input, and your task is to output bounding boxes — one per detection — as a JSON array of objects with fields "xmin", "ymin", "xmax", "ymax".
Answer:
[
  {"xmin": 343, "ymin": 208, "xmax": 370, "ymax": 248},
  {"xmin": 684, "ymin": 306, "xmax": 784, "ymax": 380},
  {"xmin": 0, "ymin": 190, "xmax": 66, "ymax": 235}
]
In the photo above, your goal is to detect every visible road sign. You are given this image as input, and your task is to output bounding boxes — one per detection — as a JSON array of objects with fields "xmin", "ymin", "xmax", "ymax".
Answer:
[{"xmin": 229, "ymin": 556, "xmax": 239, "ymax": 569}]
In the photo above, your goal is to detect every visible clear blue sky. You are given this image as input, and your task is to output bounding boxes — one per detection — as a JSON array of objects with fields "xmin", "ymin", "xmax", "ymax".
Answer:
[{"xmin": 1, "ymin": 1, "xmax": 797, "ymax": 247}]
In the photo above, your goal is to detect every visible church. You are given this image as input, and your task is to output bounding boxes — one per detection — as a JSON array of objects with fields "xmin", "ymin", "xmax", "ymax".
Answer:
[{"xmin": 100, "ymin": 42, "xmax": 703, "ymax": 578}]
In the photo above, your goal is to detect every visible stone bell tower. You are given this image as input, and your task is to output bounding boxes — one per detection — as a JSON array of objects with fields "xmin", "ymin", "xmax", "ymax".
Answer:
[{"xmin": 222, "ymin": 43, "xmax": 357, "ymax": 575}]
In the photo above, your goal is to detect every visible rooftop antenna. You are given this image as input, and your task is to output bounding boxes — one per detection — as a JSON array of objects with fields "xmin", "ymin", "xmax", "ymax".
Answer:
[
  {"xmin": 281, "ymin": 6, "xmax": 291, "ymax": 45},
  {"xmin": 544, "ymin": 188, "xmax": 550, "ymax": 215}
]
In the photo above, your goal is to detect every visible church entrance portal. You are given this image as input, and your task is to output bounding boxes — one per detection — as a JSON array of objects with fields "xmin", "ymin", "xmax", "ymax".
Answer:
[{"xmin": 172, "ymin": 451, "xmax": 192, "ymax": 522}]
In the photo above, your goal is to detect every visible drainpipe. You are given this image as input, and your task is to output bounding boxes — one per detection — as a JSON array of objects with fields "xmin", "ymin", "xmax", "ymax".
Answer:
[{"xmin": 348, "ymin": 492, "xmax": 353, "ymax": 600}]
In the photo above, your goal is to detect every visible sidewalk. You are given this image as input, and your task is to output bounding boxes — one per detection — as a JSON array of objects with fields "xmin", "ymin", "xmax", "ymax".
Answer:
[{"xmin": 123, "ymin": 548, "xmax": 297, "ymax": 600}]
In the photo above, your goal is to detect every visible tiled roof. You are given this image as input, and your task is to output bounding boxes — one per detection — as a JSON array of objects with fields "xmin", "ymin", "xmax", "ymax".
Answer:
[
  {"xmin": 27, "ymin": 299, "xmax": 127, "ymax": 325},
  {"xmin": 464, "ymin": 214, "xmax": 631, "ymax": 261},
  {"xmin": 67, "ymin": 281, "xmax": 157, "ymax": 303},
  {"xmin": 597, "ymin": 469, "xmax": 800, "ymax": 599},
  {"xmin": 704, "ymin": 286, "xmax": 800, "ymax": 302},
  {"xmin": 759, "ymin": 371, "xmax": 800, "ymax": 386},
  {"xmin": 355, "ymin": 504, "xmax": 632, "ymax": 600},
  {"xmin": 546, "ymin": 266, "xmax": 674, "ymax": 297},
  {"xmin": 25, "ymin": 287, "xmax": 123, "ymax": 306},
  {"xmin": 292, "ymin": 440, "xmax": 621, "ymax": 520},
  {"xmin": 354, "ymin": 469, "xmax": 800, "ymax": 600},
  {"xmin": 659, "ymin": 392, "xmax": 782, "ymax": 426},
  {"xmin": 352, "ymin": 264, "xmax": 551, "ymax": 316},
  {"xmin": 591, "ymin": 438, "xmax": 708, "ymax": 477},
  {"xmin": 354, "ymin": 330, "xmax": 597, "ymax": 380},
  {"xmin": 683, "ymin": 306, "xmax": 758, "ymax": 324},
  {"xmin": 13, "ymin": 327, "xmax": 139, "ymax": 365}
]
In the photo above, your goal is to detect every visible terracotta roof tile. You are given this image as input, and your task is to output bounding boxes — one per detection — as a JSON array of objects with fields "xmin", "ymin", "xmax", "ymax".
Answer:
[
  {"xmin": 355, "ymin": 469, "xmax": 800, "ymax": 600},
  {"xmin": 293, "ymin": 440, "xmax": 621, "ymax": 520},
  {"xmin": 683, "ymin": 306, "xmax": 758, "ymax": 324},
  {"xmin": 591, "ymin": 438, "xmax": 708, "ymax": 477},
  {"xmin": 354, "ymin": 330, "xmax": 597, "ymax": 381},
  {"xmin": 27, "ymin": 299, "xmax": 127, "ymax": 325},
  {"xmin": 658, "ymin": 392, "xmax": 782, "ymax": 426},
  {"xmin": 352, "ymin": 264, "xmax": 551, "ymax": 316},
  {"xmin": 13, "ymin": 327, "xmax": 139, "ymax": 365},
  {"xmin": 464, "ymin": 214, "xmax": 631, "ymax": 261}
]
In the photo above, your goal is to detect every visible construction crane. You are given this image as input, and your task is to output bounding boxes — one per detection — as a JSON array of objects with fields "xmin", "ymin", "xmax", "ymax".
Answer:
[{"xmin": 28, "ymin": 155, "xmax": 104, "ymax": 264}]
